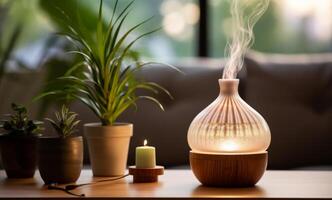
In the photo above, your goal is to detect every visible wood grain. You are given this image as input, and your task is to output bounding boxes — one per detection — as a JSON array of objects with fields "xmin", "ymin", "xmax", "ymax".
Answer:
[
  {"xmin": 0, "ymin": 169, "xmax": 332, "ymax": 199},
  {"xmin": 128, "ymin": 166, "xmax": 164, "ymax": 183},
  {"xmin": 190, "ymin": 151, "xmax": 268, "ymax": 187}
]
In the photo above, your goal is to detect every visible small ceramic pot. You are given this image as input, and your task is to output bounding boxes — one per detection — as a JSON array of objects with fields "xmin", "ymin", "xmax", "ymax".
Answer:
[
  {"xmin": 0, "ymin": 135, "xmax": 38, "ymax": 178},
  {"xmin": 84, "ymin": 123, "xmax": 133, "ymax": 177},
  {"xmin": 38, "ymin": 136, "xmax": 83, "ymax": 184}
]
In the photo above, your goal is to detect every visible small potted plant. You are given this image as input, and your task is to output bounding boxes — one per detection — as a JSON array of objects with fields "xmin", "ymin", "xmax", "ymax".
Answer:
[
  {"xmin": 0, "ymin": 103, "xmax": 43, "ymax": 178},
  {"xmin": 38, "ymin": 105, "xmax": 83, "ymax": 184},
  {"xmin": 36, "ymin": 0, "xmax": 179, "ymax": 177}
]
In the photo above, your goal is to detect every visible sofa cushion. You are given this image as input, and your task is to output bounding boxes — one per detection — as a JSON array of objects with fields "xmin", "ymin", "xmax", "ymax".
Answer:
[{"xmin": 244, "ymin": 52, "xmax": 332, "ymax": 169}]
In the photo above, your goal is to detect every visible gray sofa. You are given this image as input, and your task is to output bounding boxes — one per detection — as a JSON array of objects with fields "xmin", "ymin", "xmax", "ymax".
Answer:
[{"xmin": 1, "ymin": 51, "xmax": 332, "ymax": 170}]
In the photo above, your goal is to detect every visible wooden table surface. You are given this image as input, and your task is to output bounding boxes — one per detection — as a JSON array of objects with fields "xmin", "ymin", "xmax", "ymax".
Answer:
[{"xmin": 0, "ymin": 169, "xmax": 331, "ymax": 199}]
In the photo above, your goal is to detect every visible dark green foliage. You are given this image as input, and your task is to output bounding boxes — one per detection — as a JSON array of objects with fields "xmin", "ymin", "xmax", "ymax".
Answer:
[
  {"xmin": 45, "ymin": 105, "xmax": 80, "ymax": 138},
  {"xmin": 0, "ymin": 3, "xmax": 23, "ymax": 86},
  {"xmin": 0, "ymin": 103, "xmax": 43, "ymax": 136}
]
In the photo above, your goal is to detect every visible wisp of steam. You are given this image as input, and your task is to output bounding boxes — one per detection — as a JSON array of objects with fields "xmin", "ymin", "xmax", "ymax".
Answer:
[{"xmin": 223, "ymin": 0, "xmax": 269, "ymax": 79}]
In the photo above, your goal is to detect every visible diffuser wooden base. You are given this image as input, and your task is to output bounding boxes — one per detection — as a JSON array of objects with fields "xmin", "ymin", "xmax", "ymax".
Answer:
[
  {"xmin": 190, "ymin": 151, "xmax": 267, "ymax": 187},
  {"xmin": 129, "ymin": 166, "xmax": 164, "ymax": 183}
]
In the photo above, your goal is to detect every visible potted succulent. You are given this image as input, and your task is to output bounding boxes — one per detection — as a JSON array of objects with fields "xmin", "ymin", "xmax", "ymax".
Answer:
[
  {"xmin": 0, "ymin": 103, "xmax": 43, "ymax": 178},
  {"xmin": 36, "ymin": 0, "xmax": 178, "ymax": 176},
  {"xmin": 38, "ymin": 105, "xmax": 83, "ymax": 184}
]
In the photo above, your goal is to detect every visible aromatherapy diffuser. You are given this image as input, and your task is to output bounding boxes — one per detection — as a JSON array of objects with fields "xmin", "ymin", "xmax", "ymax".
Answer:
[{"xmin": 187, "ymin": 79, "xmax": 271, "ymax": 187}]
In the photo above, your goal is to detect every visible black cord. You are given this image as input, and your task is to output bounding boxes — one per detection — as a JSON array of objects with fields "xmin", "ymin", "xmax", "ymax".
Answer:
[
  {"xmin": 47, "ymin": 174, "xmax": 129, "ymax": 197},
  {"xmin": 48, "ymin": 184, "xmax": 85, "ymax": 197}
]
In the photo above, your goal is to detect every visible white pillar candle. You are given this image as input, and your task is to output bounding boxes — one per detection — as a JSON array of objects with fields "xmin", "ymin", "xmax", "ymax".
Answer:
[{"xmin": 135, "ymin": 139, "xmax": 156, "ymax": 168}]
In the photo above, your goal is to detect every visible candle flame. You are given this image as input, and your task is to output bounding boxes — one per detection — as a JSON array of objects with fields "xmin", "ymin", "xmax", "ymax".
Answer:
[{"xmin": 143, "ymin": 139, "xmax": 148, "ymax": 146}]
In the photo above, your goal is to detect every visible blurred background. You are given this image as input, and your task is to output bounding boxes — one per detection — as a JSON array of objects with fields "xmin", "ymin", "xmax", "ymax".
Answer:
[
  {"xmin": 1, "ymin": 0, "xmax": 332, "ymax": 66},
  {"xmin": 2, "ymin": 0, "xmax": 332, "ymax": 111},
  {"xmin": 1, "ymin": 0, "xmax": 332, "ymax": 168}
]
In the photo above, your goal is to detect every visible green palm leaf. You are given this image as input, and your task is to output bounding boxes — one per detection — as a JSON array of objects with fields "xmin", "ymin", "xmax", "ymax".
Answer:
[
  {"xmin": 36, "ymin": 0, "xmax": 179, "ymax": 126},
  {"xmin": 45, "ymin": 105, "xmax": 80, "ymax": 138}
]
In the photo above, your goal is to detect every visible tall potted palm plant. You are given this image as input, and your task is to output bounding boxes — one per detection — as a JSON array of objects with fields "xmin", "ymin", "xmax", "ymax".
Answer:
[{"xmin": 37, "ymin": 0, "xmax": 178, "ymax": 176}]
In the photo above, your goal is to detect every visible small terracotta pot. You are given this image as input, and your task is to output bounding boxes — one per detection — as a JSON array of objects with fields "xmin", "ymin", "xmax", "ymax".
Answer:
[
  {"xmin": 0, "ymin": 135, "xmax": 38, "ymax": 178},
  {"xmin": 38, "ymin": 136, "xmax": 83, "ymax": 184},
  {"xmin": 84, "ymin": 123, "xmax": 133, "ymax": 177}
]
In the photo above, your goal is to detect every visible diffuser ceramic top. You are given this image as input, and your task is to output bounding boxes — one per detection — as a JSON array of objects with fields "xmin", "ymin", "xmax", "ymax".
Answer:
[{"xmin": 187, "ymin": 79, "xmax": 271, "ymax": 154}]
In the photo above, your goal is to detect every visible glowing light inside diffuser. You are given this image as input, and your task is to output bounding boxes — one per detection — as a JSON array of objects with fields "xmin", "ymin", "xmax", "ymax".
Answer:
[
  {"xmin": 221, "ymin": 140, "xmax": 238, "ymax": 152},
  {"xmin": 187, "ymin": 79, "xmax": 271, "ymax": 154}
]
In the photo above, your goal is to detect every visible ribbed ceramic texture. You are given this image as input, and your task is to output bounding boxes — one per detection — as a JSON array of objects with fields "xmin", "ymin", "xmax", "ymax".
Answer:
[{"xmin": 188, "ymin": 79, "xmax": 271, "ymax": 154}]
